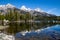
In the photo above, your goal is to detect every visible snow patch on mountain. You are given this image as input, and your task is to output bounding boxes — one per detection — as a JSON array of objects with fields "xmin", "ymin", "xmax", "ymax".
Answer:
[
  {"xmin": 0, "ymin": 3, "xmax": 15, "ymax": 10},
  {"xmin": 20, "ymin": 5, "xmax": 44, "ymax": 12},
  {"xmin": 20, "ymin": 5, "xmax": 28, "ymax": 10},
  {"xmin": 0, "ymin": 3, "xmax": 56, "ymax": 16},
  {"xmin": 34, "ymin": 8, "xmax": 43, "ymax": 12},
  {"xmin": 0, "ymin": 4, "xmax": 44, "ymax": 12},
  {"xmin": 0, "ymin": 5, "xmax": 6, "ymax": 10},
  {"xmin": 6, "ymin": 3, "xmax": 15, "ymax": 8}
]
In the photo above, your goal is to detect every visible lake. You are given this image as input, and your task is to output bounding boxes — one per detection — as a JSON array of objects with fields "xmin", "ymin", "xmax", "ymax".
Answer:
[{"xmin": 0, "ymin": 22, "xmax": 60, "ymax": 40}]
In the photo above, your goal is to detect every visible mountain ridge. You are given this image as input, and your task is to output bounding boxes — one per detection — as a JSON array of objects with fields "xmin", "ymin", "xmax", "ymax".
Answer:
[{"xmin": 0, "ymin": 3, "xmax": 56, "ymax": 17}]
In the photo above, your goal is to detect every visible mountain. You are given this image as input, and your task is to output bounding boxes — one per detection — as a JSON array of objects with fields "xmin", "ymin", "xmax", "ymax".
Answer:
[
  {"xmin": 0, "ymin": 3, "xmax": 15, "ymax": 10},
  {"xmin": 0, "ymin": 3, "xmax": 56, "ymax": 17},
  {"xmin": 0, "ymin": 3, "xmax": 15, "ymax": 14}
]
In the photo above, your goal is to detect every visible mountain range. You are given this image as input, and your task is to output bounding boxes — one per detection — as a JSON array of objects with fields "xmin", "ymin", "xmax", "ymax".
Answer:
[{"xmin": 0, "ymin": 3, "xmax": 56, "ymax": 17}]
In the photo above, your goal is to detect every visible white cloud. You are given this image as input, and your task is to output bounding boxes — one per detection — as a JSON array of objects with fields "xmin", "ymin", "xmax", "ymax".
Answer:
[{"xmin": 47, "ymin": 8, "xmax": 57, "ymax": 13}]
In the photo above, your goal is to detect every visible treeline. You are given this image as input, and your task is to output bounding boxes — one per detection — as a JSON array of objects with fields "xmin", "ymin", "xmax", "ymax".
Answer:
[
  {"xmin": 31, "ymin": 14, "xmax": 60, "ymax": 22},
  {"xmin": 0, "ymin": 9, "xmax": 32, "ymax": 21}
]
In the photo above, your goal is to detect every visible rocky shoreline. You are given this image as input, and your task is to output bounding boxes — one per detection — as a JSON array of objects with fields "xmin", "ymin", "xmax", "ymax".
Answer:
[{"xmin": 0, "ymin": 32, "xmax": 15, "ymax": 40}]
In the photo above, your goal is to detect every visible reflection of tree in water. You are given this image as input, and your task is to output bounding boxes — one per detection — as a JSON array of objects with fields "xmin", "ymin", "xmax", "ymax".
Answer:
[
  {"xmin": 4, "ymin": 22, "xmax": 60, "ymax": 35},
  {"xmin": 4, "ymin": 22, "xmax": 32, "ymax": 35},
  {"xmin": 32, "ymin": 22, "xmax": 58, "ymax": 30}
]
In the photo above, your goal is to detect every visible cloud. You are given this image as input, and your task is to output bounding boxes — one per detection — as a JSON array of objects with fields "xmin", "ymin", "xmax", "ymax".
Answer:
[{"xmin": 47, "ymin": 8, "xmax": 57, "ymax": 13}]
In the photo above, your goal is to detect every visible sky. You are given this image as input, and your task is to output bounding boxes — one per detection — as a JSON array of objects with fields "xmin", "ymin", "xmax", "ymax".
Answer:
[{"xmin": 0, "ymin": 0, "xmax": 60, "ymax": 16}]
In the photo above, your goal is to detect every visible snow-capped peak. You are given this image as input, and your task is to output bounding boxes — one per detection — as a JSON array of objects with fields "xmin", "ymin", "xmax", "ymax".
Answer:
[
  {"xmin": 20, "ymin": 5, "xmax": 32, "ymax": 12},
  {"xmin": 6, "ymin": 3, "xmax": 15, "ymax": 8},
  {"xmin": 0, "ymin": 5, "xmax": 6, "ymax": 10},
  {"xmin": 0, "ymin": 5, "xmax": 5, "ymax": 7},
  {"xmin": 34, "ymin": 8, "xmax": 43, "ymax": 12},
  {"xmin": 20, "ymin": 5, "xmax": 28, "ymax": 10},
  {"xmin": 27, "ymin": 8, "xmax": 32, "ymax": 11},
  {"xmin": 20, "ymin": 5, "xmax": 44, "ymax": 12},
  {"xmin": 0, "ymin": 3, "xmax": 15, "ymax": 10}
]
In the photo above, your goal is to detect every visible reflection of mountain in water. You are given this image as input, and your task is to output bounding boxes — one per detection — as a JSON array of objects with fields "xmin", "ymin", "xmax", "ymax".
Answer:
[
  {"xmin": 15, "ymin": 24, "xmax": 60, "ymax": 40},
  {"xmin": 3, "ymin": 22, "xmax": 60, "ymax": 34},
  {"xmin": 1, "ymin": 22, "xmax": 60, "ymax": 40}
]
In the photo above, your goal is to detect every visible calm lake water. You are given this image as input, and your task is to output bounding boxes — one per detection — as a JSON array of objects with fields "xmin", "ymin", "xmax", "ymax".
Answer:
[{"xmin": 0, "ymin": 22, "xmax": 60, "ymax": 40}]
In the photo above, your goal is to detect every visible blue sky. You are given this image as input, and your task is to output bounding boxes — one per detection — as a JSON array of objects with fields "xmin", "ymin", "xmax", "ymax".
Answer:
[{"xmin": 0, "ymin": 0, "xmax": 60, "ymax": 16}]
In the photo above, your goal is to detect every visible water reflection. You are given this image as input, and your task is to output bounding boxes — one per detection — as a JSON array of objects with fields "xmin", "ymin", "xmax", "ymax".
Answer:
[
  {"xmin": 0, "ymin": 22, "xmax": 60, "ymax": 40},
  {"xmin": 3, "ymin": 22, "xmax": 60, "ymax": 35},
  {"xmin": 15, "ymin": 24, "xmax": 60, "ymax": 40}
]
